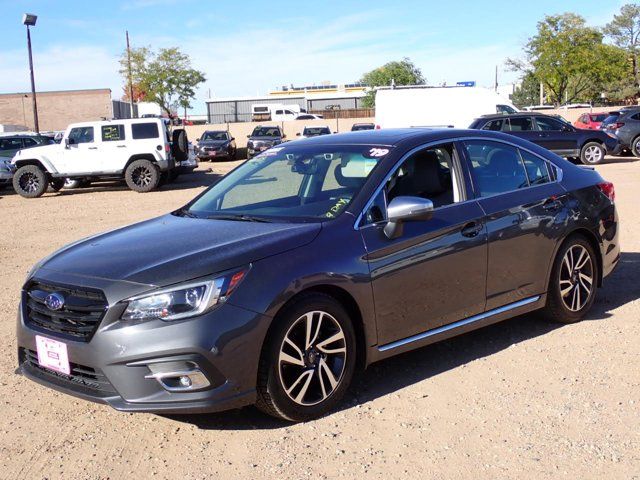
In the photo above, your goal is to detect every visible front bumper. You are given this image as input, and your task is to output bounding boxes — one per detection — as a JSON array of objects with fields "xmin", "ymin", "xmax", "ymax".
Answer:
[{"xmin": 16, "ymin": 274, "xmax": 271, "ymax": 414}]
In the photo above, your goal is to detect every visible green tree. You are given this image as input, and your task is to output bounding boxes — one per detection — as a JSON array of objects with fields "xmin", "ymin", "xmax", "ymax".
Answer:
[
  {"xmin": 119, "ymin": 46, "xmax": 206, "ymax": 117},
  {"xmin": 508, "ymin": 13, "xmax": 627, "ymax": 105},
  {"xmin": 360, "ymin": 58, "xmax": 425, "ymax": 107},
  {"xmin": 511, "ymin": 72, "xmax": 542, "ymax": 108},
  {"xmin": 604, "ymin": 3, "xmax": 640, "ymax": 95}
]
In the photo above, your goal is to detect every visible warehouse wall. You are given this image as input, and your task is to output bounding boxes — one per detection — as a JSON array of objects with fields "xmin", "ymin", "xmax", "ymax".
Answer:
[{"xmin": 0, "ymin": 89, "xmax": 113, "ymax": 132}]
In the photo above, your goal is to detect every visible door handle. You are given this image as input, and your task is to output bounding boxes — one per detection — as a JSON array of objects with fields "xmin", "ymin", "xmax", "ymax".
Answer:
[
  {"xmin": 88, "ymin": 147, "xmax": 98, "ymax": 150},
  {"xmin": 461, "ymin": 221, "xmax": 483, "ymax": 238},
  {"xmin": 117, "ymin": 145, "xmax": 127, "ymax": 148},
  {"xmin": 543, "ymin": 196, "xmax": 562, "ymax": 211}
]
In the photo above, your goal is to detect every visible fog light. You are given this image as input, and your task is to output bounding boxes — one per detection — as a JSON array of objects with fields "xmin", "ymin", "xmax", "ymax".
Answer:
[{"xmin": 144, "ymin": 362, "xmax": 211, "ymax": 392}]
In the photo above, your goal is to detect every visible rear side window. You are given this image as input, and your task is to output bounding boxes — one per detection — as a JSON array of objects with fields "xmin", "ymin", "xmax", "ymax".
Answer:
[
  {"xmin": 506, "ymin": 117, "xmax": 533, "ymax": 131},
  {"xmin": 102, "ymin": 124, "xmax": 125, "ymax": 142},
  {"xmin": 463, "ymin": 140, "xmax": 529, "ymax": 197},
  {"xmin": 631, "ymin": 113, "xmax": 640, "ymax": 121},
  {"xmin": 519, "ymin": 149, "xmax": 551, "ymax": 185},
  {"xmin": 22, "ymin": 137, "xmax": 38, "ymax": 147},
  {"xmin": 131, "ymin": 122, "xmax": 160, "ymax": 139}
]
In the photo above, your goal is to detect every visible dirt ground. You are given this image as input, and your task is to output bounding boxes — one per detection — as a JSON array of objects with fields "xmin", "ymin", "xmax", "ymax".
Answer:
[{"xmin": 0, "ymin": 157, "xmax": 638, "ymax": 480}]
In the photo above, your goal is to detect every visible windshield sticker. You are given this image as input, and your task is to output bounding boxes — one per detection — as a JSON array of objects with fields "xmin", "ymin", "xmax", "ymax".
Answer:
[{"xmin": 364, "ymin": 147, "xmax": 390, "ymax": 158}]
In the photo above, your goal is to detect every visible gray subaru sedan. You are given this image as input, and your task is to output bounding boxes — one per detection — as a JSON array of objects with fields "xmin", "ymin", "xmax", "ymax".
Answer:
[{"xmin": 16, "ymin": 129, "xmax": 620, "ymax": 421}]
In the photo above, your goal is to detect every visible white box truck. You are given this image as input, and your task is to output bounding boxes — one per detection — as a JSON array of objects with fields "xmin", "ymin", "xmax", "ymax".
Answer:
[{"xmin": 374, "ymin": 86, "xmax": 518, "ymax": 129}]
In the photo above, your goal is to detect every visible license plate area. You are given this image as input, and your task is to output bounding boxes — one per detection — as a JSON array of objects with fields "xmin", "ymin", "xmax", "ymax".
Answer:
[{"xmin": 35, "ymin": 335, "xmax": 70, "ymax": 375}]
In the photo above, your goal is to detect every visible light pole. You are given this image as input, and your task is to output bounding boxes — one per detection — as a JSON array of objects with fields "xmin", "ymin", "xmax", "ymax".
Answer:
[{"xmin": 23, "ymin": 13, "xmax": 39, "ymax": 133}]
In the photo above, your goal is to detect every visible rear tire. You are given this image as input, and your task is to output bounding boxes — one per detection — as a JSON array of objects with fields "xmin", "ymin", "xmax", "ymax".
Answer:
[
  {"xmin": 580, "ymin": 142, "xmax": 605, "ymax": 165},
  {"xmin": 256, "ymin": 293, "xmax": 356, "ymax": 422},
  {"xmin": 631, "ymin": 137, "xmax": 640, "ymax": 158},
  {"xmin": 541, "ymin": 235, "xmax": 598, "ymax": 324},
  {"xmin": 124, "ymin": 159, "xmax": 160, "ymax": 192},
  {"xmin": 13, "ymin": 165, "xmax": 48, "ymax": 198}
]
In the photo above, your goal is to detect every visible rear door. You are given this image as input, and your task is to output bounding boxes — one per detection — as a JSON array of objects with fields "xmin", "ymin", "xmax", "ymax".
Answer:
[
  {"xmin": 99, "ymin": 123, "xmax": 128, "ymax": 172},
  {"xmin": 359, "ymin": 141, "xmax": 488, "ymax": 345},
  {"xmin": 461, "ymin": 139, "xmax": 566, "ymax": 309},
  {"xmin": 502, "ymin": 116, "xmax": 538, "ymax": 144}
]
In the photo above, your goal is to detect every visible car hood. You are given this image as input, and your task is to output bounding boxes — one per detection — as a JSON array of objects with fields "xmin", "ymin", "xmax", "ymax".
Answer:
[
  {"xmin": 248, "ymin": 136, "xmax": 281, "ymax": 142},
  {"xmin": 199, "ymin": 140, "xmax": 228, "ymax": 147},
  {"xmin": 12, "ymin": 143, "xmax": 60, "ymax": 162},
  {"xmin": 37, "ymin": 214, "xmax": 321, "ymax": 287}
]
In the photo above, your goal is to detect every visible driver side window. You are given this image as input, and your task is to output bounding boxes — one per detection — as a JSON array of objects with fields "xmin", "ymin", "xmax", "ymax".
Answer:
[
  {"xmin": 68, "ymin": 127, "xmax": 94, "ymax": 144},
  {"xmin": 362, "ymin": 143, "xmax": 460, "ymax": 225}
]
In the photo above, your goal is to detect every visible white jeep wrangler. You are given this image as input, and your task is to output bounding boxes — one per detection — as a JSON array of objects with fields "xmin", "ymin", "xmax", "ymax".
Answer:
[{"xmin": 11, "ymin": 118, "xmax": 190, "ymax": 198}]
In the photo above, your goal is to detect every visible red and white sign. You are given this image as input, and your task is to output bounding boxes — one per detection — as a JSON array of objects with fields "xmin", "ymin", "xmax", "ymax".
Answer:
[{"xmin": 35, "ymin": 335, "xmax": 70, "ymax": 375}]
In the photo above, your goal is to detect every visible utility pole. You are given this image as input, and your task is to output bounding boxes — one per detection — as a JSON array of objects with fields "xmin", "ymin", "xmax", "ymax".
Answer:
[
  {"xmin": 539, "ymin": 82, "xmax": 544, "ymax": 106},
  {"xmin": 494, "ymin": 65, "xmax": 498, "ymax": 92},
  {"xmin": 23, "ymin": 14, "xmax": 39, "ymax": 132},
  {"xmin": 126, "ymin": 30, "xmax": 136, "ymax": 118}
]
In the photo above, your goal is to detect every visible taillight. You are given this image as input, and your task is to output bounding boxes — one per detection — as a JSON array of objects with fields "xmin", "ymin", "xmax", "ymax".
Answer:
[
  {"xmin": 375, "ymin": 124, "xmax": 381, "ymax": 129},
  {"xmin": 597, "ymin": 182, "xmax": 615, "ymax": 202},
  {"xmin": 607, "ymin": 122, "xmax": 625, "ymax": 130},
  {"xmin": 165, "ymin": 144, "xmax": 170, "ymax": 152}
]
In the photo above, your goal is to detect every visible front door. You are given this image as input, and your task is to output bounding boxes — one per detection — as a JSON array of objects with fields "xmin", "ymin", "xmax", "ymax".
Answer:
[
  {"xmin": 359, "ymin": 142, "xmax": 488, "ymax": 346},
  {"xmin": 533, "ymin": 115, "xmax": 579, "ymax": 154},
  {"xmin": 63, "ymin": 126, "xmax": 97, "ymax": 174}
]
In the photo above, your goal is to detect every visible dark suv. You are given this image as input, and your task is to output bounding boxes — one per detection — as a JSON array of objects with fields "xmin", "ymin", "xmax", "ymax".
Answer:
[
  {"xmin": 0, "ymin": 134, "xmax": 53, "ymax": 158},
  {"xmin": 600, "ymin": 108, "xmax": 640, "ymax": 156},
  {"xmin": 469, "ymin": 113, "xmax": 619, "ymax": 164},
  {"xmin": 246, "ymin": 125, "xmax": 285, "ymax": 159}
]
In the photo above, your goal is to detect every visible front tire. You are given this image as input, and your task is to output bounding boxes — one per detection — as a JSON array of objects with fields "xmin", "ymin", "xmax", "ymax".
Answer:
[
  {"xmin": 256, "ymin": 293, "xmax": 357, "ymax": 422},
  {"xmin": 580, "ymin": 142, "xmax": 605, "ymax": 165},
  {"xmin": 631, "ymin": 137, "xmax": 640, "ymax": 158},
  {"xmin": 541, "ymin": 235, "xmax": 598, "ymax": 323},
  {"xmin": 13, "ymin": 165, "xmax": 48, "ymax": 198},
  {"xmin": 124, "ymin": 159, "xmax": 160, "ymax": 192}
]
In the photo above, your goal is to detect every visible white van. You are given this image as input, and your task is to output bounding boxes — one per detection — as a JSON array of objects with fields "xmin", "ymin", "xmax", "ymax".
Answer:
[
  {"xmin": 251, "ymin": 104, "xmax": 306, "ymax": 122},
  {"xmin": 374, "ymin": 86, "xmax": 518, "ymax": 129}
]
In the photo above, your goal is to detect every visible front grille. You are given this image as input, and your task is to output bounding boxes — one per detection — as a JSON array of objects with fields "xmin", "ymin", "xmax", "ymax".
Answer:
[
  {"xmin": 20, "ymin": 348, "xmax": 116, "ymax": 395},
  {"xmin": 24, "ymin": 281, "xmax": 108, "ymax": 342}
]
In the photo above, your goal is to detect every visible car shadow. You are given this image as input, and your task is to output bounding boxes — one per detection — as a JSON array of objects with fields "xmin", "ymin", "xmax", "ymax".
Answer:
[{"xmin": 167, "ymin": 251, "xmax": 639, "ymax": 431}]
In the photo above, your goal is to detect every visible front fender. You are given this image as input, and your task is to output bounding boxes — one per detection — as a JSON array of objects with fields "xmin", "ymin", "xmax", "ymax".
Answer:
[{"xmin": 13, "ymin": 155, "xmax": 58, "ymax": 174}]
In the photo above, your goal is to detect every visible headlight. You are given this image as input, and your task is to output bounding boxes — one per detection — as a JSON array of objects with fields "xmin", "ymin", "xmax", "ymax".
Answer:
[{"xmin": 121, "ymin": 269, "xmax": 248, "ymax": 321}]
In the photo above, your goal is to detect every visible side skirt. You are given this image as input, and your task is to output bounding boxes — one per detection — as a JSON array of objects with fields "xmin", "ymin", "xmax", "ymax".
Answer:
[{"xmin": 368, "ymin": 294, "xmax": 546, "ymax": 364}]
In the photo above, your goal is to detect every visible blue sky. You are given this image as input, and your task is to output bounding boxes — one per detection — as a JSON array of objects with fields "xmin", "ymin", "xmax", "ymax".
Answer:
[{"xmin": 0, "ymin": 0, "xmax": 627, "ymax": 114}]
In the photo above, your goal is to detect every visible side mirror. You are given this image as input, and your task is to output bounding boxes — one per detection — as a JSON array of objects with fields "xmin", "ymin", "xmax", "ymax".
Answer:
[
  {"xmin": 195, "ymin": 137, "xmax": 200, "ymax": 142},
  {"xmin": 561, "ymin": 124, "xmax": 573, "ymax": 132},
  {"xmin": 296, "ymin": 132, "xmax": 301, "ymax": 136},
  {"xmin": 230, "ymin": 137, "xmax": 235, "ymax": 141},
  {"xmin": 247, "ymin": 134, "xmax": 251, "ymax": 138},
  {"xmin": 383, "ymin": 196, "xmax": 434, "ymax": 239},
  {"xmin": 282, "ymin": 134, "xmax": 287, "ymax": 139}
]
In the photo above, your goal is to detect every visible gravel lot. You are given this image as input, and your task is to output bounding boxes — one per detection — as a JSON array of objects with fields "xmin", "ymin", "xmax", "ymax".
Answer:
[{"xmin": 0, "ymin": 158, "xmax": 638, "ymax": 479}]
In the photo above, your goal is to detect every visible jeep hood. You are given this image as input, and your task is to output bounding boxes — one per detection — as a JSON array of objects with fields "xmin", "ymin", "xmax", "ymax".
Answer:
[
  {"xmin": 36, "ymin": 214, "xmax": 321, "ymax": 287},
  {"xmin": 12, "ymin": 143, "xmax": 60, "ymax": 163}
]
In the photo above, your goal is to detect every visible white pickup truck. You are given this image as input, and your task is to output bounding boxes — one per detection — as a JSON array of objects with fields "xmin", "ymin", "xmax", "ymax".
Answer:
[{"xmin": 11, "ymin": 118, "xmax": 193, "ymax": 198}]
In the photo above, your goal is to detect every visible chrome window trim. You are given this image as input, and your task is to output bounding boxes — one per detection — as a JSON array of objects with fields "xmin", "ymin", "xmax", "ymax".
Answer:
[
  {"xmin": 378, "ymin": 295, "xmax": 541, "ymax": 352},
  {"xmin": 353, "ymin": 136, "xmax": 563, "ymax": 230}
]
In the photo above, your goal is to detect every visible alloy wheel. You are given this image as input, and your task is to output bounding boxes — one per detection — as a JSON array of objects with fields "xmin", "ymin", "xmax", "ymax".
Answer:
[
  {"xmin": 559, "ymin": 245, "xmax": 594, "ymax": 312},
  {"xmin": 132, "ymin": 166, "xmax": 152, "ymax": 187},
  {"xmin": 278, "ymin": 311, "xmax": 347, "ymax": 406},
  {"xmin": 18, "ymin": 172, "xmax": 40, "ymax": 193},
  {"xmin": 584, "ymin": 145, "xmax": 603, "ymax": 163}
]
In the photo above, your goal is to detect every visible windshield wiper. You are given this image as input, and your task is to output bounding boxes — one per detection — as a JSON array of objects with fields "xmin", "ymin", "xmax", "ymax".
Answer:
[
  {"xmin": 174, "ymin": 207, "xmax": 199, "ymax": 218},
  {"xmin": 206, "ymin": 214, "xmax": 274, "ymax": 223}
]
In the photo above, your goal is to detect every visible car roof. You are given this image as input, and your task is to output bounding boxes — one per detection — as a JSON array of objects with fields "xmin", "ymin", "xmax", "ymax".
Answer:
[
  {"xmin": 203, "ymin": 130, "xmax": 228, "ymax": 134},
  {"xmin": 478, "ymin": 112, "xmax": 547, "ymax": 120}
]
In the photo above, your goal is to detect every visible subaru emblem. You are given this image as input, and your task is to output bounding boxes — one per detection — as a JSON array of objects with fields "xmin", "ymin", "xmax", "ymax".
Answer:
[{"xmin": 44, "ymin": 292, "xmax": 65, "ymax": 311}]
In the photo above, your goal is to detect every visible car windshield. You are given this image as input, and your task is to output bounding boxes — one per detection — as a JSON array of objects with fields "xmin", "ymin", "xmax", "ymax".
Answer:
[
  {"xmin": 352, "ymin": 124, "xmax": 374, "ymax": 131},
  {"xmin": 201, "ymin": 131, "xmax": 228, "ymax": 141},
  {"xmin": 303, "ymin": 127, "xmax": 330, "ymax": 135},
  {"xmin": 252, "ymin": 127, "xmax": 280, "ymax": 137},
  {"xmin": 184, "ymin": 144, "xmax": 391, "ymax": 221}
]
